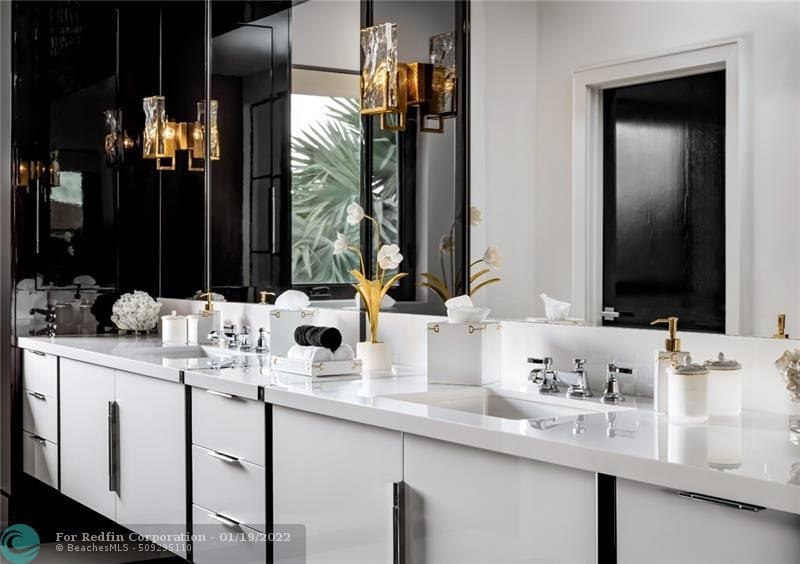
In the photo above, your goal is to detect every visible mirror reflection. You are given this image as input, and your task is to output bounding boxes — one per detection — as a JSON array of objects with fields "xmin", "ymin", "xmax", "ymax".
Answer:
[{"xmin": 470, "ymin": 0, "xmax": 800, "ymax": 337}]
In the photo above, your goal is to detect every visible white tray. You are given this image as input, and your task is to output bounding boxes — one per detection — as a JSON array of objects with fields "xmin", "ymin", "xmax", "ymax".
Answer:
[{"xmin": 271, "ymin": 356, "xmax": 362, "ymax": 377}]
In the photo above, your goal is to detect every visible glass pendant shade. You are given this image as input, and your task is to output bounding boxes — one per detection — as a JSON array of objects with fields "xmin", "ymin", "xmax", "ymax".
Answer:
[
  {"xmin": 360, "ymin": 23, "xmax": 401, "ymax": 115},
  {"xmin": 428, "ymin": 31, "xmax": 457, "ymax": 117},
  {"xmin": 142, "ymin": 96, "xmax": 168, "ymax": 159}
]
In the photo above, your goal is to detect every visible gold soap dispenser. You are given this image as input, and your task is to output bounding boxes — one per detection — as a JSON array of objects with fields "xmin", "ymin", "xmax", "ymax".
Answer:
[
  {"xmin": 197, "ymin": 290, "xmax": 222, "ymax": 342},
  {"xmin": 651, "ymin": 317, "xmax": 690, "ymax": 414}
]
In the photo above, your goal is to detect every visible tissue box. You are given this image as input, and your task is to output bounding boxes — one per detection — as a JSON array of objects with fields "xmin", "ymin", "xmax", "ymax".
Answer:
[
  {"xmin": 427, "ymin": 321, "xmax": 501, "ymax": 385},
  {"xmin": 268, "ymin": 309, "xmax": 318, "ymax": 357}
]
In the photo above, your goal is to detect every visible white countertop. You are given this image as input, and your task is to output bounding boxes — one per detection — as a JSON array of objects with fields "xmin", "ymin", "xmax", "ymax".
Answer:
[{"xmin": 16, "ymin": 335, "xmax": 800, "ymax": 515}]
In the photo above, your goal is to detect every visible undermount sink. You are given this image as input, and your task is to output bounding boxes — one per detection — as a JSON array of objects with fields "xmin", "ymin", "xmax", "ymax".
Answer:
[{"xmin": 383, "ymin": 387, "xmax": 621, "ymax": 422}]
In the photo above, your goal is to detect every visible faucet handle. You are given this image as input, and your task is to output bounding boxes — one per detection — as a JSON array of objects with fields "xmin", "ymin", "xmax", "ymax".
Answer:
[
  {"xmin": 607, "ymin": 362, "xmax": 633, "ymax": 375},
  {"xmin": 528, "ymin": 357, "xmax": 553, "ymax": 369},
  {"xmin": 572, "ymin": 358, "xmax": 586, "ymax": 370}
]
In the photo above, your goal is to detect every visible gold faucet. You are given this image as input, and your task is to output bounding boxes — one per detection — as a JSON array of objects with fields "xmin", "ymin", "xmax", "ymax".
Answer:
[{"xmin": 773, "ymin": 313, "xmax": 788, "ymax": 339}]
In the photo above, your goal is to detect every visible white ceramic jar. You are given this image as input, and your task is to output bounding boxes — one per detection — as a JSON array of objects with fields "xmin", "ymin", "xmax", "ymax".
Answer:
[
  {"xmin": 704, "ymin": 353, "xmax": 742, "ymax": 416},
  {"xmin": 161, "ymin": 310, "xmax": 187, "ymax": 345},
  {"xmin": 668, "ymin": 357, "xmax": 709, "ymax": 423}
]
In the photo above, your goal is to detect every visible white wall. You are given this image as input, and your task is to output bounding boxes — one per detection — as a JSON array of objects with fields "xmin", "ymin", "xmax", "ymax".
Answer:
[
  {"xmin": 470, "ymin": 0, "xmax": 538, "ymax": 314},
  {"xmin": 291, "ymin": 0, "xmax": 360, "ymax": 71},
  {"xmin": 472, "ymin": 1, "xmax": 800, "ymax": 337}
]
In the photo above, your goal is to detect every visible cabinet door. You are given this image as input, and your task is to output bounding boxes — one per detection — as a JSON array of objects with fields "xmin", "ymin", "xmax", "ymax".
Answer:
[
  {"xmin": 272, "ymin": 406, "xmax": 402, "ymax": 564},
  {"xmin": 618, "ymin": 478, "xmax": 800, "ymax": 564},
  {"xmin": 403, "ymin": 434, "xmax": 596, "ymax": 564},
  {"xmin": 115, "ymin": 370, "xmax": 186, "ymax": 540},
  {"xmin": 60, "ymin": 359, "xmax": 116, "ymax": 520}
]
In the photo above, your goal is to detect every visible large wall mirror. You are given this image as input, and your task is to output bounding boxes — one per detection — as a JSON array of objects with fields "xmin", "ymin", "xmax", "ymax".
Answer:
[
  {"xmin": 471, "ymin": 0, "xmax": 800, "ymax": 338},
  {"xmin": 199, "ymin": 0, "xmax": 470, "ymax": 315}
]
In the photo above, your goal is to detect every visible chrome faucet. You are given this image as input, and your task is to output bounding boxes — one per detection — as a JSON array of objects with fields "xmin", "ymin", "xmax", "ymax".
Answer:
[
  {"xmin": 237, "ymin": 326, "xmax": 252, "ymax": 351},
  {"xmin": 208, "ymin": 324, "xmax": 240, "ymax": 348},
  {"xmin": 566, "ymin": 358, "xmax": 593, "ymax": 399},
  {"xmin": 255, "ymin": 328, "xmax": 269, "ymax": 353},
  {"xmin": 602, "ymin": 363, "xmax": 633, "ymax": 404},
  {"xmin": 528, "ymin": 357, "xmax": 560, "ymax": 394}
]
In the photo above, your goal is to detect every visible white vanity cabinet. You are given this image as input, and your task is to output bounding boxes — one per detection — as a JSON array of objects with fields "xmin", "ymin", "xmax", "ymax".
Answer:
[
  {"xmin": 617, "ymin": 478, "xmax": 800, "ymax": 564},
  {"xmin": 403, "ymin": 434, "xmax": 597, "ymax": 564},
  {"xmin": 272, "ymin": 406, "xmax": 403, "ymax": 564},
  {"xmin": 59, "ymin": 358, "xmax": 186, "ymax": 552},
  {"xmin": 191, "ymin": 386, "xmax": 267, "ymax": 564},
  {"xmin": 21, "ymin": 350, "xmax": 59, "ymax": 488}
]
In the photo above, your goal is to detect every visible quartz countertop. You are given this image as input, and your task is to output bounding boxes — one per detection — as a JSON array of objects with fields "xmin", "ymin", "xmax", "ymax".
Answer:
[{"xmin": 16, "ymin": 335, "xmax": 800, "ymax": 515}]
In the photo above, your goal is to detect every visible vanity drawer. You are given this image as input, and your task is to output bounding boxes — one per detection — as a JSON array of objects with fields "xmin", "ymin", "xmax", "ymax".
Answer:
[
  {"xmin": 191, "ymin": 504, "xmax": 266, "ymax": 564},
  {"xmin": 192, "ymin": 445, "xmax": 265, "ymax": 532},
  {"xmin": 192, "ymin": 387, "xmax": 265, "ymax": 466},
  {"xmin": 23, "ymin": 431, "xmax": 58, "ymax": 489},
  {"xmin": 22, "ymin": 387, "xmax": 58, "ymax": 442},
  {"xmin": 22, "ymin": 350, "xmax": 58, "ymax": 399}
]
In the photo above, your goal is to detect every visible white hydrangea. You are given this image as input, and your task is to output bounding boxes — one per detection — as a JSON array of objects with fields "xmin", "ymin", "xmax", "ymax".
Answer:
[{"xmin": 111, "ymin": 291, "xmax": 161, "ymax": 331}]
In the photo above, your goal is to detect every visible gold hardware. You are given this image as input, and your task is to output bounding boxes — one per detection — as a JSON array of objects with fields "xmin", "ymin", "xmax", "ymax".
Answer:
[
  {"xmin": 142, "ymin": 96, "xmax": 219, "ymax": 172},
  {"xmin": 428, "ymin": 324, "xmax": 440, "ymax": 333},
  {"xmin": 259, "ymin": 290, "xmax": 276, "ymax": 305},
  {"xmin": 468, "ymin": 324, "xmax": 486, "ymax": 334},
  {"xmin": 199, "ymin": 291, "xmax": 214, "ymax": 314},
  {"xmin": 360, "ymin": 24, "xmax": 455, "ymax": 134},
  {"xmin": 774, "ymin": 313, "xmax": 788, "ymax": 339},
  {"xmin": 270, "ymin": 311, "xmax": 281, "ymax": 319},
  {"xmin": 301, "ymin": 311, "xmax": 315, "ymax": 319},
  {"xmin": 651, "ymin": 317, "xmax": 681, "ymax": 352}
]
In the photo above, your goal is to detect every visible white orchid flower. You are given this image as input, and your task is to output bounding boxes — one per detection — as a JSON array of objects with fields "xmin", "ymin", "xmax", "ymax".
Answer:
[
  {"xmin": 377, "ymin": 244, "xmax": 403, "ymax": 270},
  {"xmin": 332, "ymin": 232, "xmax": 350, "ymax": 255},
  {"xmin": 483, "ymin": 245, "xmax": 502, "ymax": 269},
  {"xmin": 346, "ymin": 202, "xmax": 365, "ymax": 225},
  {"xmin": 470, "ymin": 206, "xmax": 482, "ymax": 226},
  {"xmin": 439, "ymin": 234, "xmax": 454, "ymax": 256}
]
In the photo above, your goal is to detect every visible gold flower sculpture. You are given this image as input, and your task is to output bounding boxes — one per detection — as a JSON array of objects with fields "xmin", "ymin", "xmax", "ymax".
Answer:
[
  {"xmin": 419, "ymin": 206, "xmax": 502, "ymax": 301},
  {"xmin": 333, "ymin": 203, "xmax": 407, "ymax": 343}
]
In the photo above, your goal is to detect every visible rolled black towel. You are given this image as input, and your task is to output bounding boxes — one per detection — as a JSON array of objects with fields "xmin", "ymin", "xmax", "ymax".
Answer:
[{"xmin": 294, "ymin": 325, "xmax": 342, "ymax": 352}]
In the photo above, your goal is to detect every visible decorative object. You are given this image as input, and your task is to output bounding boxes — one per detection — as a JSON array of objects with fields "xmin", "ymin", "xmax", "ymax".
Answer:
[
  {"xmin": 110, "ymin": 291, "xmax": 161, "ymax": 332},
  {"xmin": 142, "ymin": 95, "xmax": 219, "ymax": 171},
  {"xmin": 161, "ymin": 310, "xmax": 188, "ymax": 345},
  {"xmin": 419, "ymin": 206, "xmax": 501, "ymax": 302},
  {"xmin": 445, "ymin": 295, "xmax": 490, "ymax": 323},
  {"xmin": 773, "ymin": 313, "xmax": 789, "ymax": 338},
  {"xmin": 271, "ymin": 355, "xmax": 362, "ymax": 379},
  {"xmin": 332, "ymin": 202, "xmax": 407, "ymax": 371},
  {"xmin": 775, "ymin": 350, "xmax": 800, "ymax": 402},
  {"xmin": 427, "ymin": 321, "xmax": 501, "ymax": 385},
  {"xmin": 360, "ymin": 23, "xmax": 456, "ymax": 133}
]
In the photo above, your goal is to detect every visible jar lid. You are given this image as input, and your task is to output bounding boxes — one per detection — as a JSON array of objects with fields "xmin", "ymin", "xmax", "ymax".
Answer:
[
  {"xmin": 673, "ymin": 355, "xmax": 709, "ymax": 375},
  {"xmin": 705, "ymin": 352, "xmax": 741, "ymax": 371},
  {"xmin": 162, "ymin": 310, "xmax": 185, "ymax": 320}
]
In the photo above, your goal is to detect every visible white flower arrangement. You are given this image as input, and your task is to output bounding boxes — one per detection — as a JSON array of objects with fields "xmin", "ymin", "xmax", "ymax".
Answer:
[{"xmin": 111, "ymin": 291, "xmax": 162, "ymax": 332}]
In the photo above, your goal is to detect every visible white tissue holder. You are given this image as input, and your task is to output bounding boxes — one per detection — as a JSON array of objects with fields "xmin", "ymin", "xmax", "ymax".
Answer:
[
  {"xmin": 268, "ymin": 308, "xmax": 318, "ymax": 357},
  {"xmin": 271, "ymin": 356, "xmax": 362, "ymax": 377},
  {"xmin": 427, "ymin": 321, "xmax": 501, "ymax": 385}
]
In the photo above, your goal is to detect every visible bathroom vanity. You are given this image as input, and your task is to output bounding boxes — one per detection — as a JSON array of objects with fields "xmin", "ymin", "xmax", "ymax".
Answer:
[{"xmin": 16, "ymin": 333, "xmax": 800, "ymax": 563}]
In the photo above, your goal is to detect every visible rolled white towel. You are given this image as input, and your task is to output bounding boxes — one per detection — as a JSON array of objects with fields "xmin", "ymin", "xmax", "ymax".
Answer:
[
  {"xmin": 287, "ymin": 345, "xmax": 334, "ymax": 362},
  {"xmin": 332, "ymin": 344, "xmax": 355, "ymax": 361}
]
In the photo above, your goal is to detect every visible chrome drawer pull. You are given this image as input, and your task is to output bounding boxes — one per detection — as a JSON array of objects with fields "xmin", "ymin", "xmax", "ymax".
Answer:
[
  {"xmin": 28, "ymin": 434, "xmax": 47, "ymax": 444},
  {"xmin": 205, "ymin": 389, "xmax": 237, "ymax": 400},
  {"xmin": 29, "ymin": 350, "xmax": 46, "ymax": 357},
  {"xmin": 677, "ymin": 491, "xmax": 765, "ymax": 512},
  {"xmin": 208, "ymin": 512, "xmax": 241, "ymax": 528},
  {"xmin": 206, "ymin": 450, "xmax": 240, "ymax": 464},
  {"xmin": 27, "ymin": 391, "xmax": 46, "ymax": 401}
]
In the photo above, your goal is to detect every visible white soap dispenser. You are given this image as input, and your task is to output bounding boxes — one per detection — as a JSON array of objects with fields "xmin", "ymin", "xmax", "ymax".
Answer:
[{"xmin": 651, "ymin": 316, "xmax": 689, "ymax": 414}]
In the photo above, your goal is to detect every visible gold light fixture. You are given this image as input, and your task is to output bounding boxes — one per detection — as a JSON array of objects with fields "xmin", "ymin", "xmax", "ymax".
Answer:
[
  {"xmin": 142, "ymin": 95, "xmax": 219, "ymax": 171},
  {"xmin": 360, "ymin": 23, "xmax": 457, "ymax": 133}
]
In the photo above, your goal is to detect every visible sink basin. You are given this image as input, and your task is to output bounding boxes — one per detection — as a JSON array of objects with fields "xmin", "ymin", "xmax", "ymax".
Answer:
[
  {"xmin": 383, "ymin": 387, "xmax": 619, "ymax": 422},
  {"xmin": 135, "ymin": 345, "xmax": 260, "ymax": 359}
]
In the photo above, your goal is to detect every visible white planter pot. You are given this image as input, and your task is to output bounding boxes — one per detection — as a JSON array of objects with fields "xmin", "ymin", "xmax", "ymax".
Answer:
[{"xmin": 356, "ymin": 341, "xmax": 392, "ymax": 373}]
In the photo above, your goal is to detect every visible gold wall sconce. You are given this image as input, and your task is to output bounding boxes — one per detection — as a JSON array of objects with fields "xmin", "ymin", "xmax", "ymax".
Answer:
[
  {"xmin": 360, "ymin": 23, "xmax": 457, "ymax": 134},
  {"xmin": 142, "ymin": 96, "xmax": 220, "ymax": 171},
  {"xmin": 17, "ymin": 153, "xmax": 60, "ymax": 189}
]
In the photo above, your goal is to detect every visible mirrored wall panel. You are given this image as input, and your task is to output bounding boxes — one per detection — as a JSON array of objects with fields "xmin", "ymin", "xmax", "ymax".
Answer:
[{"xmin": 471, "ymin": 0, "xmax": 800, "ymax": 337}]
